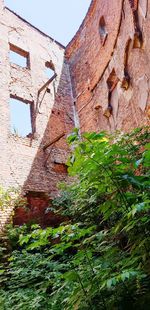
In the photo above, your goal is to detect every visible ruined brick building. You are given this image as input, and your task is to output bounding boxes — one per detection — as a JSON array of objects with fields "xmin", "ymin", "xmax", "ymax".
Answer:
[{"xmin": 0, "ymin": 0, "xmax": 150, "ymax": 227}]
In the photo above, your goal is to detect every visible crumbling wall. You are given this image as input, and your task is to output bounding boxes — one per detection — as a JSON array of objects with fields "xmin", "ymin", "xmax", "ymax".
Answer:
[
  {"xmin": 1, "ymin": 0, "xmax": 150, "ymax": 228},
  {"xmin": 0, "ymin": 2, "xmax": 74, "ymax": 228},
  {"xmin": 66, "ymin": 0, "xmax": 150, "ymax": 133}
]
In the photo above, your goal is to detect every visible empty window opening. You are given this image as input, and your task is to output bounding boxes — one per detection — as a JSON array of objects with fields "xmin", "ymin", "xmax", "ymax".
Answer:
[
  {"xmin": 45, "ymin": 61, "xmax": 55, "ymax": 79},
  {"xmin": 10, "ymin": 97, "xmax": 33, "ymax": 137},
  {"xmin": 104, "ymin": 69, "xmax": 119, "ymax": 119},
  {"xmin": 9, "ymin": 44, "xmax": 30, "ymax": 68},
  {"xmin": 107, "ymin": 69, "xmax": 119, "ymax": 91},
  {"xmin": 99, "ymin": 16, "xmax": 108, "ymax": 46}
]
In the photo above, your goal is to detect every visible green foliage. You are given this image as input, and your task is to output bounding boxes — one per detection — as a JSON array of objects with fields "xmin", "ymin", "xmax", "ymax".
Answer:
[
  {"xmin": 0, "ymin": 187, "xmax": 13, "ymax": 212},
  {"xmin": 0, "ymin": 127, "xmax": 150, "ymax": 309}
]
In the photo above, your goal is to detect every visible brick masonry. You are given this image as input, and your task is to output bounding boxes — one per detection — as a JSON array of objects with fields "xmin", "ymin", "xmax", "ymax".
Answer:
[
  {"xmin": 66, "ymin": 0, "xmax": 150, "ymax": 133},
  {"xmin": 0, "ymin": 1, "xmax": 74, "ymax": 228},
  {"xmin": 0, "ymin": 0, "xmax": 150, "ymax": 228}
]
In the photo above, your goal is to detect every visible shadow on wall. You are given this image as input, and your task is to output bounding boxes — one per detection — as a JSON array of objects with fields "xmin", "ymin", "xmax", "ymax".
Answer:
[{"xmin": 13, "ymin": 60, "xmax": 74, "ymax": 227}]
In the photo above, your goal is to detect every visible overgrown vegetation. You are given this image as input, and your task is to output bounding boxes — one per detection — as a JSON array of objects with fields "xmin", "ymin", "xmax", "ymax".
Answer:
[{"xmin": 0, "ymin": 127, "xmax": 150, "ymax": 309}]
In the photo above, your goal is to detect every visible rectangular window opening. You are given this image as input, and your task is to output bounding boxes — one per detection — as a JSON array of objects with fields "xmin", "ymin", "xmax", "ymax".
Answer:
[
  {"xmin": 10, "ymin": 96, "xmax": 33, "ymax": 138},
  {"xmin": 9, "ymin": 44, "xmax": 30, "ymax": 68}
]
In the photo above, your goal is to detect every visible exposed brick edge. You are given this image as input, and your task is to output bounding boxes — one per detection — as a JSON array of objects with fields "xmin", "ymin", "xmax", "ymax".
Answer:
[
  {"xmin": 66, "ymin": 0, "xmax": 124, "ymax": 114},
  {"xmin": 5, "ymin": 7, "xmax": 65, "ymax": 49},
  {"xmin": 65, "ymin": 0, "xmax": 95, "ymax": 57}
]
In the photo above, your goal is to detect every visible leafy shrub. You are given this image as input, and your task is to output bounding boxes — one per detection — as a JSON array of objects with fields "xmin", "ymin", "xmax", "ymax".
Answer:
[{"xmin": 0, "ymin": 127, "xmax": 150, "ymax": 309}]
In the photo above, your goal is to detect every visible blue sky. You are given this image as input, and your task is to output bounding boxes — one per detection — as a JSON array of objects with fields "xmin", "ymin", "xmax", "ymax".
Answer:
[
  {"xmin": 10, "ymin": 99, "xmax": 32, "ymax": 137},
  {"xmin": 5, "ymin": 0, "xmax": 91, "ymax": 46},
  {"xmin": 5, "ymin": 0, "xmax": 91, "ymax": 137}
]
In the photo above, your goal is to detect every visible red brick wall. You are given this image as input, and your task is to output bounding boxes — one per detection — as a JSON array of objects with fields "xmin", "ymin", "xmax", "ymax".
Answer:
[
  {"xmin": 66, "ymin": 0, "xmax": 150, "ymax": 133},
  {"xmin": 1, "ymin": 0, "xmax": 150, "ymax": 229},
  {"xmin": 13, "ymin": 192, "xmax": 66, "ymax": 228}
]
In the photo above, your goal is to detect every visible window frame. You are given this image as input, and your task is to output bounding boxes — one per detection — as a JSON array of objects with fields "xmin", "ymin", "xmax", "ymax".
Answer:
[
  {"xmin": 9, "ymin": 94, "xmax": 34, "ymax": 138},
  {"xmin": 9, "ymin": 43, "xmax": 30, "ymax": 69}
]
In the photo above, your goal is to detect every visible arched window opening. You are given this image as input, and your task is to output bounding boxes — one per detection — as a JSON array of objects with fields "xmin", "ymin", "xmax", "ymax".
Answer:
[
  {"xmin": 121, "ymin": 39, "xmax": 131, "ymax": 90},
  {"xmin": 128, "ymin": 0, "xmax": 143, "ymax": 48},
  {"xmin": 107, "ymin": 69, "xmax": 118, "ymax": 92},
  {"xmin": 99, "ymin": 16, "xmax": 108, "ymax": 46},
  {"xmin": 104, "ymin": 69, "xmax": 119, "ymax": 119}
]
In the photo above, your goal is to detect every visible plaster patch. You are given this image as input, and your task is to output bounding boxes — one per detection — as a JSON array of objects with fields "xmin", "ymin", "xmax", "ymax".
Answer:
[
  {"xmin": 137, "ymin": 75, "xmax": 149, "ymax": 111},
  {"xmin": 138, "ymin": 0, "xmax": 148, "ymax": 19},
  {"xmin": 120, "ymin": 87, "xmax": 133, "ymax": 102}
]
